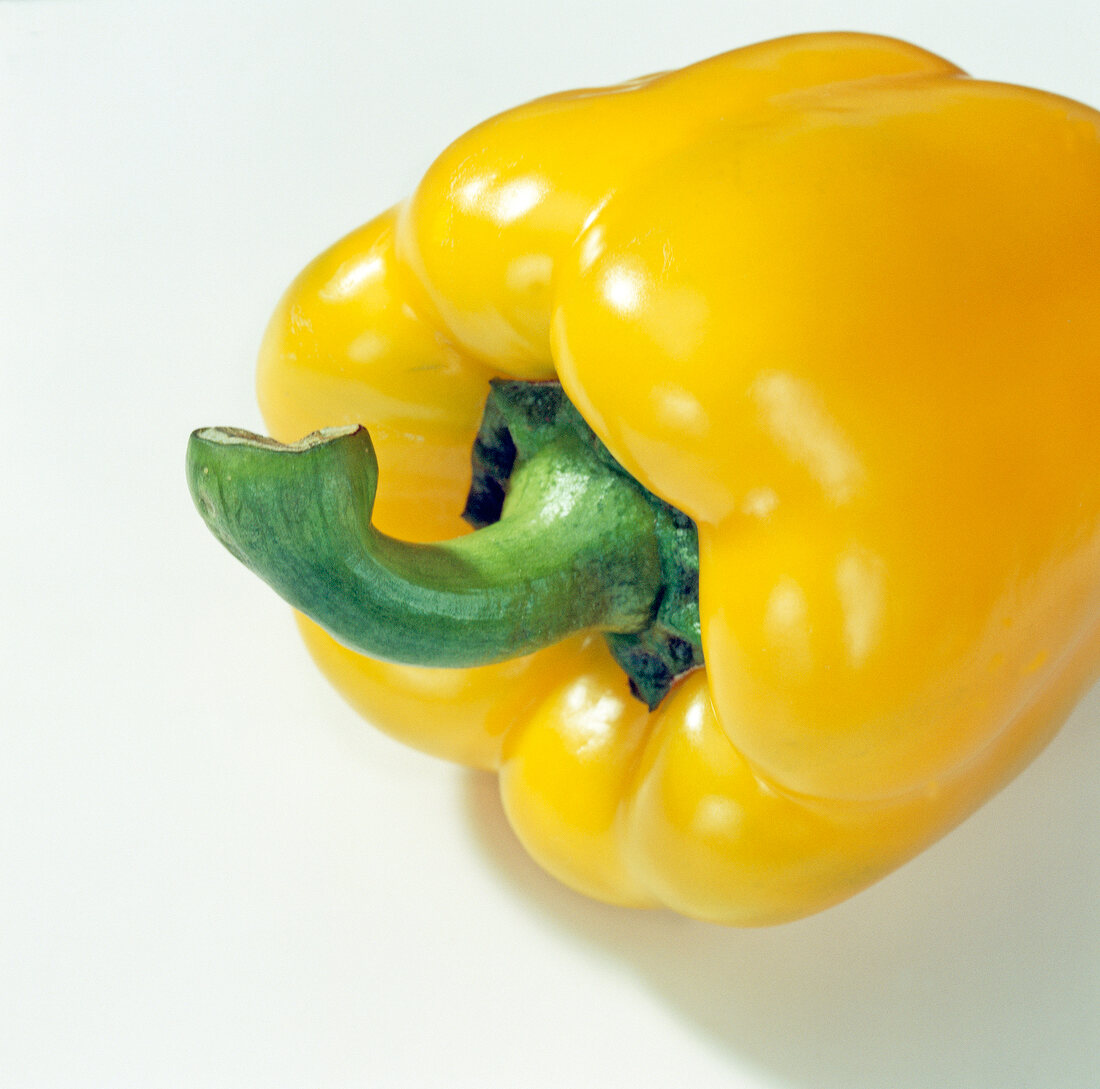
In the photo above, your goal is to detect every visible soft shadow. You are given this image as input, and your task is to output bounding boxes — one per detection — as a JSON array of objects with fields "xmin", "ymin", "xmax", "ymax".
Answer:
[{"xmin": 463, "ymin": 688, "xmax": 1100, "ymax": 1089}]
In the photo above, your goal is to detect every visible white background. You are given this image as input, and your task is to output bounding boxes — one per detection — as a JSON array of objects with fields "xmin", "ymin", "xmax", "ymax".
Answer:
[{"xmin": 3, "ymin": 2, "xmax": 1098, "ymax": 1086}]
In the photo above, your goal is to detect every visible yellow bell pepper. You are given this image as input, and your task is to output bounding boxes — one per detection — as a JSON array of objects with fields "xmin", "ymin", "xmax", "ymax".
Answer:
[{"xmin": 188, "ymin": 32, "xmax": 1100, "ymax": 925}]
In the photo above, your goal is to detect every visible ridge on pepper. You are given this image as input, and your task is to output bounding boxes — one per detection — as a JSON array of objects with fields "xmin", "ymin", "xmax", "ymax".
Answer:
[{"xmin": 189, "ymin": 32, "xmax": 1100, "ymax": 926}]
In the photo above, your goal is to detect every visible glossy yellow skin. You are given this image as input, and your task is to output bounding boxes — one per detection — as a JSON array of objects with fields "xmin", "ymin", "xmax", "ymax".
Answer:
[{"xmin": 257, "ymin": 33, "xmax": 1100, "ymax": 924}]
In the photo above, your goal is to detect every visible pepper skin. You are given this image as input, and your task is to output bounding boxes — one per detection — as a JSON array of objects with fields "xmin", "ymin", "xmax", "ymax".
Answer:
[{"xmin": 231, "ymin": 32, "xmax": 1100, "ymax": 925}]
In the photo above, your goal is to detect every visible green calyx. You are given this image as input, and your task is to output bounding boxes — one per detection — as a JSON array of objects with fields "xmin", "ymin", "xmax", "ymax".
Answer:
[
  {"xmin": 464, "ymin": 381, "xmax": 703, "ymax": 706},
  {"xmin": 187, "ymin": 380, "xmax": 703, "ymax": 707}
]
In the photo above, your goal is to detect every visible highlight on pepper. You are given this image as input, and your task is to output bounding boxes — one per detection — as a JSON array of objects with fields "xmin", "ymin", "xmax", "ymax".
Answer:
[{"xmin": 188, "ymin": 32, "xmax": 1100, "ymax": 926}]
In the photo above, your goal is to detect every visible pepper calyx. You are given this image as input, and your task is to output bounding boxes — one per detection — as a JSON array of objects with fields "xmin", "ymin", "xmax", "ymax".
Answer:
[{"xmin": 464, "ymin": 380, "xmax": 703, "ymax": 707}]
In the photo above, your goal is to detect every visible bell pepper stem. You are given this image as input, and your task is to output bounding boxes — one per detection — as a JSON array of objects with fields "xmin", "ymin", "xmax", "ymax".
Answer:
[{"xmin": 186, "ymin": 423, "xmax": 663, "ymax": 667}]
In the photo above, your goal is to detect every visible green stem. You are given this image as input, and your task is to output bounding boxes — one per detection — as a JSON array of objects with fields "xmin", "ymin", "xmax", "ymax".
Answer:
[{"xmin": 186, "ymin": 423, "xmax": 663, "ymax": 667}]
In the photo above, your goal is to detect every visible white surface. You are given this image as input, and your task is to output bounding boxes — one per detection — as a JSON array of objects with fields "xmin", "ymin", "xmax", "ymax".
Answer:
[{"xmin": 2, "ymin": 2, "xmax": 1098, "ymax": 1086}]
